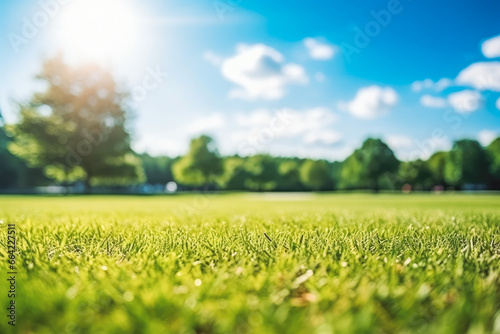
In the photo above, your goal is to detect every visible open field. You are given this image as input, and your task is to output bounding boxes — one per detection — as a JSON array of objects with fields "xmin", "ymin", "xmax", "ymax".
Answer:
[{"xmin": 1, "ymin": 193, "xmax": 500, "ymax": 333}]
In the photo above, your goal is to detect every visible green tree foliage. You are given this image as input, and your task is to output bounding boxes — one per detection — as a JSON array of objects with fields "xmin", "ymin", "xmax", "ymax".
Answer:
[
  {"xmin": 398, "ymin": 160, "xmax": 433, "ymax": 190},
  {"xmin": 444, "ymin": 139, "xmax": 491, "ymax": 188},
  {"xmin": 243, "ymin": 155, "xmax": 279, "ymax": 191},
  {"xmin": 0, "ymin": 124, "xmax": 19, "ymax": 188},
  {"xmin": 300, "ymin": 159, "xmax": 331, "ymax": 191},
  {"xmin": 341, "ymin": 138, "xmax": 399, "ymax": 191},
  {"xmin": 427, "ymin": 151, "xmax": 448, "ymax": 187},
  {"xmin": 486, "ymin": 137, "xmax": 500, "ymax": 188},
  {"xmin": 138, "ymin": 153, "xmax": 174, "ymax": 185},
  {"xmin": 277, "ymin": 159, "xmax": 303, "ymax": 191},
  {"xmin": 172, "ymin": 135, "xmax": 223, "ymax": 187},
  {"xmin": 1, "ymin": 110, "xmax": 50, "ymax": 189},
  {"xmin": 218, "ymin": 156, "xmax": 247, "ymax": 190},
  {"xmin": 328, "ymin": 161, "xmax": 342, "ymax": 190},
  {"xmin": 7, "ymin": 56, "xmax": 144, "ymax": 191}
]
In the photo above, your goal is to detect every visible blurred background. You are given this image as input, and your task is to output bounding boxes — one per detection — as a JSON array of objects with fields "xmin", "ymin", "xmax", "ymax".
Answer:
[{"xmin": 0, "ymin": 0, "xmax": 499, "ymax": 194}]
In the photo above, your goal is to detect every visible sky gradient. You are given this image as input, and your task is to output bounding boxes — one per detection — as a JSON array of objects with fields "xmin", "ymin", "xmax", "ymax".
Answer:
[{"xmin": 1, "ymin": 0, "xmax": 499, "ymax": 161}]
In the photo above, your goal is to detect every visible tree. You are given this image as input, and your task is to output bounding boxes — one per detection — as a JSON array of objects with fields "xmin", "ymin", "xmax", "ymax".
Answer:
[
  {"xmin": 172, "ymin": 135, "xmax": 223, "ymax": 187},
  {"xmin": 243, "ymin": 155, "xmax": 279, "ymax": 191},
  {"xmin": 7, "ymin": 56, "xmax": 144, "ymax": 192},
  {"xmin": 427, "ymin": 151, "xmax": 447, "ymax": 187},
  {"xmin": 341, "ymin": 138, "xmax": 399, "ymax": 191},
  {"xmin": 138, "ymin": 153, "xmax": 174, "ymax": 185},
  {"xmin": 486, "ymin": 137, "xmax": 500, "ymax": 189},
  {"xmin": 300, "ymin": 159, "xmax": 331, "ymax": 191},
  {"xmin": 0, "ymin": 112, "xmax": 20, "ymax": 188},
  {"xmin": 398, "ymin": 160, "xmax": 433, "ymax": 190},
  {"xmin": 0, "ymin": 110, "xmax": 50, "ymax": 189},
  {"xmin": 277, "ymin": 159, "xmax": 303, "ymax": 191},
  {"xmin": 444, "ymin": 139, "xmax": 491, "ymax": 188},
  {"xmin": 328, "ymin": 161, "xmax": 343, "ymax": 190},
  {"xmin": 218, "ymin": 156, "xmax": 247, "ymax": 190}
]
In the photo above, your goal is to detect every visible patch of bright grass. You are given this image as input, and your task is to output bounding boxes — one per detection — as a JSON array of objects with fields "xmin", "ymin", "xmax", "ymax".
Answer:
[{"xmin": 0, "ymin": 194, "xmax": 499, "ymax": 333}]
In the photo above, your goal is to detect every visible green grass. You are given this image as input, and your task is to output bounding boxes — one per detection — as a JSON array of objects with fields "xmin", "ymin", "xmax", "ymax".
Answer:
[{"xmin": 1, "ymin": 193, "xmax": 500, "ymax": 333}]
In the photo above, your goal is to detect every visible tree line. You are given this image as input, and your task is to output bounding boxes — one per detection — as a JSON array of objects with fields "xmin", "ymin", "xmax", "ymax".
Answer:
[
  {"xmin": 1, "ymin": 57, "xmax": 499, "ymax": 192},
  {"xmin": 167, "ymin": 135, "xmax": 500, "ymax": 192}
]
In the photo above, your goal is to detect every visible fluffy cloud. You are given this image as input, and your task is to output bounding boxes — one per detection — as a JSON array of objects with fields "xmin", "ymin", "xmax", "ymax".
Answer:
[
  {"xmin": 339, "ymin": 86, "xmax": 398, "ymax": 119},
  {"xmin": 133, "ymin": 136, "xmax": 184, "ymax": 157},
  {"xmin": 303, "ymin": 130, "xmax": 342, "ymax": 145},
  {"xmin": 289, "ymin": 107, "xmax": 339, "ymax": 142},
  {"xmin": 315, "ymin": 72, "xmax": 326, "ymax": 82},
  {"xmin": 447, "ymin": 90, "xmax": 483, "ymax": 113},
  {"xmin": 385, "ymin": 135, "xmax": 451, "ymax": 161},
  {"xmin": 420, "ymin": 95, "xmax": 447, "ymax": 108},
  {"xmin": 411, "ymin": 78, "xmax": 452, "ymax": 92},
  {"xmin": 188, "ymin": 113, "xmax": 226, "ymax": 134},
  {"xmin": 234, "ymin": 107, "xmax": 341, "ymax": 146},
  {"xmin": 411, "ymin": 79, "xmax": 432, "ymax": 92},
  {"xmin": 220, "ymin": 44, "xmax": 308, "ymax": 100},
  {"xmin": 235, "ymin": 108, "xmax": 273, "ymax": 128},
  {"xmin": 417, "ymin": 136, "xmax": 452, "ymax": 160},
  {"xmin": 456, "ymin": 62, "xmax": 500, "ymax": 91},
  {"xmin": 303, "ymin": 38, "xmax": 336, "ymax": 60},
  {"xmin": 436, "ymin": 78, "xmax": 454, "ymax": 91},
  {"xmin": 385, "ymin": 135, "xmax": 414, "ymax": 150},
  {"xmin": 478, "ymin": 129, "xmax": 498, "ymax": 147},
  {"xmin": 482, "ymin": 35, "xmax": 500, "ymax": 58},
  {"xmin": 202, "ymin": 51, "xmax": 223, "ymax": 66}
]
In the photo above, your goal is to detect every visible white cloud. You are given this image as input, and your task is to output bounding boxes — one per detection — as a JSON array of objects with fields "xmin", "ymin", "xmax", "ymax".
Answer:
[
  {"xmin": 456, "ymin": 62, "xmax": 500, "ymax": 91},
  {"xmin": 188, "ymin": 113, "xmax": 226, "ymax": 134},
  {"xmin": 447, "ymin": 90, "xmax": 483, "ymax": 113},
  {"xmin": 133, "ymin": 136, "xmax": 185, "ymax": 157},
  {"xmin": 478, "ymin": 130, "xmax": 498, "ymax": 147},
  {"xmin": 235, "ymin": 108, "xmax": 272, "ymax": 127},
  {"xmin": 482, "ymin": 35, "xmax": 500, "ymax": 58},
  {"xmin": 339, "ymin": 86, "xmax": 398, "ymax": 120},
  {"xmin": 220, "ymin": 44, "xmax": 308, "ymax": 100},
  {"xmin": 385, "ymin": 135, "xmax": 414, "ymax": 150},
  {"xmin": 290, "ymin": 107, "xmax": 339, "ymax": 139},
  {"xmin": 435, "ymin": 78, "xmax": 453, "ymax": 91},
  {"xmin": 411, "ymin": 79, "xmax": 432, "ymax": 92},
  {"xmin": 411, "ymin": 78, "xmax": 452, "ymax": 92},
  {"xmin": 303, "ymin": 38, "xmax": 336, "ymax": 60},
  {"xmin": 303, "ymin": 130, "xmax": 342, "ymax": 145},
  {"xmin": 420, "ymin": 95, "xmax": 447, "ymax": 108},
  {"xmin": 203, "ymin": 51, "xmax": 223, "ymax": 66},
  {"xmin": 411, "ymin": 82, "xmax": 422, "ymax": 92},
  {"xmin": 238, "ymin": 107, "xmax": 338, "ymax": 136},
  {"xmin": 315, "ymin": 72, "xmax": 326, "ymax": 82},
  {"xmin": 234, "ymin": 107, "xmax": 341, "ymax": 146},
  {"xmin": 393, "ymin": 136, "xmax": 452, "ymax": 161},
  {"xmin": 419, "ymin": 137, "xmax": 452, "ymax": 159}
]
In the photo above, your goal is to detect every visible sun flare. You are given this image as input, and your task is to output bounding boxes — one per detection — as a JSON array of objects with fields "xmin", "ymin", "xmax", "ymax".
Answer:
[{"xmin": 56, "ymin": 0, "xmax": 141, "ymax": 64}]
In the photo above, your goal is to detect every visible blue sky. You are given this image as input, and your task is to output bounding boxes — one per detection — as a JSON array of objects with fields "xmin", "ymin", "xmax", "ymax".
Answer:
[{"xmin": 1, "ymin": 0, "xmax": 500, "ymax": 161}]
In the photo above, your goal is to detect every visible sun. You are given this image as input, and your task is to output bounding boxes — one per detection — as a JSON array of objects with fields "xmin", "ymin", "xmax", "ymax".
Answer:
[{"xmin": 56, "ymin": 0, "xmax": 141, "ymax": 64}]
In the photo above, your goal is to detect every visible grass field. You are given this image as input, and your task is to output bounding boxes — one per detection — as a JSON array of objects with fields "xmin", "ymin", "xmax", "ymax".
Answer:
[{"xmin": 1, "ymin": 193, "xmax": 500, "ymax": 333}]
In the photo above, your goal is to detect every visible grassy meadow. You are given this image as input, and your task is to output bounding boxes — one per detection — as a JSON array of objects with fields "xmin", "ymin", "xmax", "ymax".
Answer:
[{"xmin": 1, "ymin": 193, "xmax": 500, "ymax": 333}]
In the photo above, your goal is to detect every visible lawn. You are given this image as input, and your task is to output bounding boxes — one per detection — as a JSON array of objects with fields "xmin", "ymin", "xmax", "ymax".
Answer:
[{"xmin": 1, "ymin": 193, "xmax": 499, "ymax": 333}]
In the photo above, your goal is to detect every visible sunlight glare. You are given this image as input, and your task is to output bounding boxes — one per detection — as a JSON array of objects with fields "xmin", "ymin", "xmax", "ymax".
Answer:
[{"xmin": 56, "ymin": 0, "xmax": 141, "ymax": 64}]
